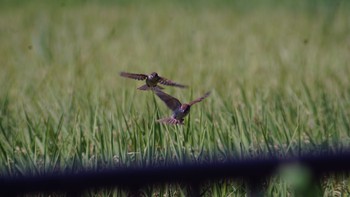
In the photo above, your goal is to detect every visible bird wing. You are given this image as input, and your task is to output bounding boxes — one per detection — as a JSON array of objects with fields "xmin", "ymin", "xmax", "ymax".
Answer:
[
  {"xmin": 158, "ymin": 77, "xmax": 188, "ymax": 88},
  {"xmin": 156, "ymin": 117, "xmax": 183, "ymax": 125},
  {"xmin": 120, "ymin": 72, "xmax": 147, "ymax": 80},
  {"xmin": 154, "ymin": 90, "xmax": 181, "ymax": 111},
  {"xmin": 188, "ymin": 91, "xmax": 211, "ymax": 106}
]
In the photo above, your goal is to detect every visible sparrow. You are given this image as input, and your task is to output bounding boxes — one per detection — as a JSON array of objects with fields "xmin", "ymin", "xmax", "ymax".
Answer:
[
  {"xmin": 120, "ymin": 71, "xmax": 188, "ymax": 91},
  {"xmin": 154, "ymin": 89, "xmax": 211, "ymax": 125}
]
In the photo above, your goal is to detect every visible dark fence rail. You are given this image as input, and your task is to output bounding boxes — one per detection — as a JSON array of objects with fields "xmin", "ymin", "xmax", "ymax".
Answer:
[{"xmin": 1, "ymin": 151, "xmax": 350, "ymax": 196}]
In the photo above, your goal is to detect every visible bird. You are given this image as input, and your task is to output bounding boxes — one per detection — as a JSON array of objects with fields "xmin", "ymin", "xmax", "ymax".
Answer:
[
  {"xmin": 120, "ymin": 72, "xmax": 188, "ymax": 91},
  {"xmin": 154, "ymin": 89, "xmax": 210, "ymax": 125}
]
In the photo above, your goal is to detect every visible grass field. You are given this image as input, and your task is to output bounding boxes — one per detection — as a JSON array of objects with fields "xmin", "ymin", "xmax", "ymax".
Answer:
[{"xmin": 1, "ymin": 0, "xmax": 350, "ymax": 196}]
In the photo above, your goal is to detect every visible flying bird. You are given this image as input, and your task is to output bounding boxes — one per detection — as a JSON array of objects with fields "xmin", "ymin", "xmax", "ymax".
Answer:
[
  {"xmin": 120, "ymin": 72, "xmax": 188, "ymax": 91},
  {"xmin": 154, "ymin": 89, "xmax": 210, "ymax": 125}
]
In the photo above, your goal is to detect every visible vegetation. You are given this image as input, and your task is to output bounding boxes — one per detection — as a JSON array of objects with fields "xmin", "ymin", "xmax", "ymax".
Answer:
[{"xmin": 1, "ymin": 0, "xmax": 349, "ymax": 196}]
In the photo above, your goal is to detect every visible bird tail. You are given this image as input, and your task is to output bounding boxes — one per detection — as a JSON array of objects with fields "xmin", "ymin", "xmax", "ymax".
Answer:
[
  {"xmin": 137, "ymin": 85, "xmax": 164, "ymax": 91},
  {"xmin": 137, "ymin": 85, "xmax": 151, "ymax": 91}
]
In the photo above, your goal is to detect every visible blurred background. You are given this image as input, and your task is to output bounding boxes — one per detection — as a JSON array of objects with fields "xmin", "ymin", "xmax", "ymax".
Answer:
[
  {"xmin": 1, "ymin": 0, "xmax": 349, "ymax": 110},
  {"xmin": 1, "ymin": 0, "xmax": 350, "ymax": 195}
]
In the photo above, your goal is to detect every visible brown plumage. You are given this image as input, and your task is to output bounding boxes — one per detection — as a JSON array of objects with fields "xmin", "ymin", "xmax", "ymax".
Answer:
[
  {"xmin": 154, "ymin": 89, "xmax": 210, "ymax": 125},
  {"xmin": 120, "ymin": 72, "xmax": 188, "ymax": 90}
]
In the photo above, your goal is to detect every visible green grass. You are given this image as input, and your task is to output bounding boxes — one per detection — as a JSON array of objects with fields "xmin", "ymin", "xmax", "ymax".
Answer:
[{"xmin": 1, "ymin": 1, "xmax": 350, "ymax": 196}]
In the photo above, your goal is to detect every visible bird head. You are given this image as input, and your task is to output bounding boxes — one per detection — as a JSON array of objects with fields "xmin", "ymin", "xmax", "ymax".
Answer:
[
  {"xmin": 180, "ymin": 104, "xmax": 191, "ymax": 114},
  {"xmin": 149, "ymin": 72, "xmax": 158, "ymax": 79}
]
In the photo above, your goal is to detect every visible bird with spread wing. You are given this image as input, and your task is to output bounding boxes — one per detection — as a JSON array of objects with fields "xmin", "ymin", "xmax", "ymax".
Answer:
[
  {"xmin": 154, "ymin": 89, "xmax": 210, "ymax": 125},
  {"xmin": 120, "ymin": 72, "xmax": 188, "ymax": 91}
]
